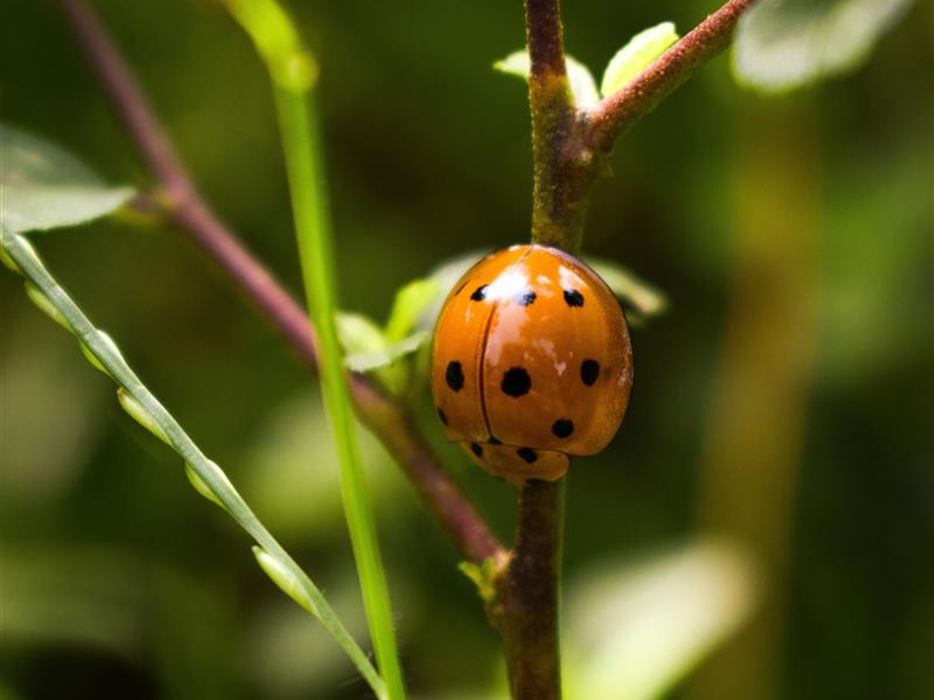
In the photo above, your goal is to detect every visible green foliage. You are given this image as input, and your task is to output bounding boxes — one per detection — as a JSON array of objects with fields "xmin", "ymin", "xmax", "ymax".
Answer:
[
  {"xmin": 494, "ymin": 21, "xmax": 681, "ymax": 109},
  {"xmin": 336, "ymin": 277, "xmax": 439, "ymax": 395},
  {"xmin": 600, "ymin": 22, "xmax": 679, "ymax": 99},
  {"xmin": 0, "ymin": 124, "xmax": 134, "ymax": 234},
  {"xmin": 458, "ymin": 558, "xmax": 504, "ymax": 604},
  {"xmin": 385, "ymin": 278, "xmax": 440, "ymax": 342},
  {"xmin": 338, "ymin": 311, "xmax": 390, "ymax": 359},
  {"xmin": 344, "ymin": 331, "xmax": 430, "ymax": 374},
  {"xmin": 733, "ymin": 0, "xmax": 914, "ymax": 93}
]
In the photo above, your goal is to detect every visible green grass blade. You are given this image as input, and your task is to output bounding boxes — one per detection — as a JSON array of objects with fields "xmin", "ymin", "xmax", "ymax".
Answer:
[
  {"xmin": 0, "ymin": 226, "xmax": 386, "ymax": 700},
  {"xmin": 224, "ymin": 2, "xmax": 408, "ymax": 697}
]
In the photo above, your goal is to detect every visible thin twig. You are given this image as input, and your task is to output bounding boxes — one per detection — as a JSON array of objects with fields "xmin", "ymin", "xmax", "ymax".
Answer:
[
  {"xmin": 55, "ymin": 0, "xmax": 505, "ymax": 567},
  {"xmin": 583, "ymin": 0, "xmax": 755, "ymax": 154}
]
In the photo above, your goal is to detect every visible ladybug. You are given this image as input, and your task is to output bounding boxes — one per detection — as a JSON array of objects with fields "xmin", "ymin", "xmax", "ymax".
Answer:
[{"xmin": 431, "ymin": 244, "xmax": 633, "ymax": 484}]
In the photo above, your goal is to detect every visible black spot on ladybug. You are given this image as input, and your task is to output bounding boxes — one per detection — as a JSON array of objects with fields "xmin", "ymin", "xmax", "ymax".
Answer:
[
  {"xmin": 517, "ymin": 447, "xmax": 538, "ymax": 464},
  {"xmin": 501, "ymin": 367, "xmax": 532, "ymax": 397},
  {"xmin": 488, "ymin": 436, "xmax": 502, "ymax": 445},
  {"xmin": 516, "ymin": 289, "xmax": 537, "ymax": 306},
  {"xmin": 581, "ymin": 359, "xmax": 600, "ymax": 386},
  {"xmin": 552, "ymin": 419, "xmax": 574, "ymax": 438},
  {"xmin": 445, "ymin": 361, "xmax": 465, "ymax": 391},
  {"xmin": 470, "ymin": 442, "xmax": 483, "ymax": 457},
  {"xmin": 470, "ymin": 285, "xmax": 488, "ymax": 301},
  {"xmin": 437, "ymin": 408, "xmax": 448, "ymax": 425},
  {"xmin": 563, "ymin": 289, "xmax": 584, "ymax": 307}
]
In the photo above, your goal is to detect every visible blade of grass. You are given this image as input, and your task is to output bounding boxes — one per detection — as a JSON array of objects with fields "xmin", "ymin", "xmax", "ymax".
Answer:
[
  {"xmin": 224, "ymin": 2, "xmax": 407, "ymax": 697},
  {"xmin": 0, "ymin": 225, "xmax": 386, "ymax": 700}
]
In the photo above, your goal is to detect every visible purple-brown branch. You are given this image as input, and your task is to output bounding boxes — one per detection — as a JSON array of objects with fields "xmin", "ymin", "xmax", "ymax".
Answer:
[
  {"xmin": 525, "ymin": 0, "xmax": 567, "ymax": 78},
  {"xmin": 583, "ymin": 0, "xmax": 756, "ymax": 154},
  {"xmin": 56, "ymin": 0, "xmax": 505, "ymax": 567}
]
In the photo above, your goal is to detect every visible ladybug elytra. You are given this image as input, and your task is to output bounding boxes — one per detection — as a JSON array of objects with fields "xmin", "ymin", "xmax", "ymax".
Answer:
[{"xmin": 431, "ymin": 244, "xmax": 633, "ymax": 484}]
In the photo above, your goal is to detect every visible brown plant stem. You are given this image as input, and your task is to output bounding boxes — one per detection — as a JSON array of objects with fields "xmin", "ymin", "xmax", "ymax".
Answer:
[
  {"xmin": 55, "ymin": 0, "xmax": 505, "ymax": 567},
  {"xmin": 509, "ymin": 1, "xmax": 756, "ymax": 698},
  {"xmin": 484, "ymin": 4, "xmax": 575, "ymax": 700},
  {"xmin": 524, "ymin": 0, "xmax": 578, "ymax": 252},
  {"xmin": 491, "ymin": 479, "xmax": 565, "ymax": 700},
  {"xmin": 524, "ymin": 0, "xmax": 756, "ymax": 257},
  {"xmin": 583, "ymin": 0, "xmax": 755, "ymax": 155}
]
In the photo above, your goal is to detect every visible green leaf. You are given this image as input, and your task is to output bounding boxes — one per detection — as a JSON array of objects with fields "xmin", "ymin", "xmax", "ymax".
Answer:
[
  {"xmin": 344, "ymin": 331, "xmax": 430, "ymax": 373},
  {"xmin": 457, "ymin": 557, "xmax": 506, "ymax": 603},
  {"xmin": 600, "ymin": 22, "xmax": 679, "ymax": 98},
  {"xmin": 337, "ymin": 312, "xmax": 427, "ymax": 395},
  {"xmin": 585, "ymin": 256, "xmax": 668, "ymax": 321},
  {"xmin": 733, "ymin": 0, "xmax": 913, "ymax": 93},
  {"xmin": 0, "ymin": 124, "xmax": 134, "ymax": 234},
  {"xmin": 493, "ymin": 50, "xmax": 532, "ymax": 79},
  {"xmin": 336, "ymin": 311, "xmax": 387, "ymax": 356},
  {"xmin": 494, "ymin": 50, "xmax": 600, "ymax": 109},
  {"xmin": 384, "ymin": 278, "xmax": 440, "ymax": 342},
  {"xmin": 565, "ymin": 57, "xmax": 601, "ymax": 110}
]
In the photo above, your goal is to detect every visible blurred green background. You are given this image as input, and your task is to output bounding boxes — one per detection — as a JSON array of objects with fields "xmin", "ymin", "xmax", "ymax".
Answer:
[{"xmin": 1, "ymin": 1, "xmax": 931, "ymax": 699}]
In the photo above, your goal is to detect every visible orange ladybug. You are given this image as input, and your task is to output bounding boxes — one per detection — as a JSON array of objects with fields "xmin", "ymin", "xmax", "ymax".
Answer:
[{"xmin": 431, "ymin": 244, "xmax": 633, "ymax": 484}]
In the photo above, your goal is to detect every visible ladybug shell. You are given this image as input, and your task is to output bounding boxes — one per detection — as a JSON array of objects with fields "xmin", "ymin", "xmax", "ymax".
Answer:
[{"xmin": 431, "ymin": 244, "xmax": 633, "ymax": 484}]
